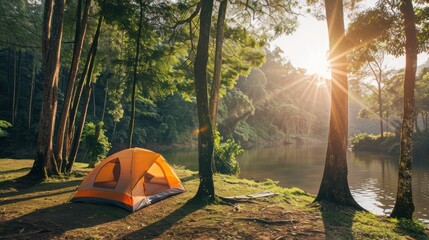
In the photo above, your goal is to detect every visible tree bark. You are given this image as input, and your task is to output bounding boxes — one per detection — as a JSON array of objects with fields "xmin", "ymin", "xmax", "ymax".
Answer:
[
  {"xmin": 12, "ymin": 49, "xmax": 17, "ymax": 126},
  {"xmin": 92, "ymin": 84, "xmax": 96, "ymax": 117},
  {"xmin": 209, "ymin": 0, "xmax": 227, "ymax": 125},
  {"xmin": 67, "ymin": 43, "xmax": 94, "ymax": 140},
  {"xmin": 28, "ymin": 0, "xmax": 65, "ymax": 179},
  {"xmin": 390, "ymin": 0, "xmax": 417, "ymax": 220},
  {"xmin": 67, "ymin": 79, "xmax": 92, "ymax": 173},
  {"xmin": 29, "ymin": 51, "xmax": 37, "ymax": 130},
  {"xmin": 65, "ymin": 15, "xmax": 103, "ymax": 173},
  {"xmin": 14, "ymin": 50, "xmax": 22, "ymax": 126},
  {"xmin": 55, "ymin": 0, "xmax": 91, "ymax": 172},
  {"xmin": 7, "ymin": 47, "xmax": 11, "ymax": 118},
  {"xmin": 315, "ymin": 0, "xmax": 361, "ymax": 208},
  {"xmin": 128, "ymin": 0, "xmax": 143, "ymax": 149},
  {"xmin": 208, "ymin": 0, "xmax": 227, "ymax": 173},
  {"xmin": 193, "ymin": 0, "xmax": 215, "ymax": 202},
  {"xmin": 101, "ymin": 77, "xmax": 108, "ymax": 122}
]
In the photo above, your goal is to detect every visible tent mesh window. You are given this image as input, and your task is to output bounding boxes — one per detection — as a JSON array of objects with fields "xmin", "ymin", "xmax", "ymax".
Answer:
[
  {"xmin": 144, "ymin": 163, "xmax": 170, "ymax": 195},
  {"xmin": 93, "ymin": 158, "xmax": 121, "ymax": 189}
]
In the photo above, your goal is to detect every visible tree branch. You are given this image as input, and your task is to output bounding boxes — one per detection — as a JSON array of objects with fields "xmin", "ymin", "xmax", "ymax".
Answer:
[{"xmin": 172, "ymin": 1, "xmax": 202, "ymax": 29}]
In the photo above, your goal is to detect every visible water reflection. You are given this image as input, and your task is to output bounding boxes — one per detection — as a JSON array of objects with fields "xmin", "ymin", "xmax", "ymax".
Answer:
[
  {"xmin": 162, "ymin": 144, "xmax": 429, "ymax": 225},
  {"xmin": 349, "ymin": 151, "xmax": 429, "ymax": 225}
]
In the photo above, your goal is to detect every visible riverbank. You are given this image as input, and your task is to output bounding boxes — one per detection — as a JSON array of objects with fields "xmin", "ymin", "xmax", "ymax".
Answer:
[
  {"xmin": 1, "ymin": 158, "xmax": 428, "ymax": 239},
  {"xmin": 350, "ymin": 132, "xmax": 429, "ymax": 157}
]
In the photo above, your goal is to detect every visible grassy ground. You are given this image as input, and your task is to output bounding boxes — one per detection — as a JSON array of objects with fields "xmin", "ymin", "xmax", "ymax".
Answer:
[{"xmin": 1, "ymin": 158, "xmax": 428, "ymax": 240}]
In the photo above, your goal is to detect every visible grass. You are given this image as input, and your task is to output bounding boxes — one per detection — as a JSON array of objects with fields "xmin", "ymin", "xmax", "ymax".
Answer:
[{"xmin": 0, "ymin": 158, "xmax": 428, "ymax": 239}]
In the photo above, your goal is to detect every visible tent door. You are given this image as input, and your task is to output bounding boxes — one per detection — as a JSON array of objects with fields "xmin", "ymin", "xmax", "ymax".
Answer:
[
  {"xmin": 143, "ymin": 162, "xmax": 170, "ymax": 196},
  {"xmin": 93, "ymin": 158, "xmax": 121, "ymax": 189}
]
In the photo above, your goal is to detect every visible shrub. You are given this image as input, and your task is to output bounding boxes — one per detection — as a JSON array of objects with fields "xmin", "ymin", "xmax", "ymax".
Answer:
[
  {"xmin": 81, "ymin": 122, "xmax": 111, "ymax": 168},
  {"xmin": 214, "ymin": 131, "xmax": 243, "ymax": 175},
  {"xmin": 350, "ymin": 132, "xmax": 398, "ymax": 154},
  {"xmin": 0, "ymin": 120, "xmax": 11, "ymax": 138}
]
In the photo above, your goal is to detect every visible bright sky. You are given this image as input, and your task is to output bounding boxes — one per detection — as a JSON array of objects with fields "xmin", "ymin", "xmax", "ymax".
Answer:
[{"xmin": 271, "ymin": 16, "xmax": 429, "ymax": 79}]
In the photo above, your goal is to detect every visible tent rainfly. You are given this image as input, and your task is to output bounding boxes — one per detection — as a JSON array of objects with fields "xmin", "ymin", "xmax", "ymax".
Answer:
[{"xmin": 71, "ymin": 148, "xmax": 185, "ymax": 212}]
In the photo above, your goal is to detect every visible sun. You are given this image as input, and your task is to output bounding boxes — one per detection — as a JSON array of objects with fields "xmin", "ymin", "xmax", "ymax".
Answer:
[{"xmin": 304, "ymin": 51, "xmax": 331, "ymax": 80}]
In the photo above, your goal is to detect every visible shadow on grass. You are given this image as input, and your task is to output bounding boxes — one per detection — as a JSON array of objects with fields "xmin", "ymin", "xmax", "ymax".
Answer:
[
  {"xmin": 180, "ymin": 173, "xmax": 199, "ymax": 182},
  {"xmin": 0, "ymin": 167, "xmax": 32, "ymax": 175},
  {"xmin": 0, "ymin": 189, "xmax": 75, "ymax": 206},
  {"xmin": 0, "ymin": 178, "xmax": 82, "ymax": 199},
  {"xmin": 0, "ymin": 175, "xmax": 130, "ymax": 239},
  {"xmin": 319, "ymin": 201, "xmax": 357, "ymax": 240},
  {"xmin": 0, "ymin": 202, "xmax": 129, "ymax": 239},
  {"xmin": 394, "ymin": 218, "xmax": 429, "ymax": 239},
  {"xmin": 122, "ymin": 198, "xmax": 205, "ymax": 239}
]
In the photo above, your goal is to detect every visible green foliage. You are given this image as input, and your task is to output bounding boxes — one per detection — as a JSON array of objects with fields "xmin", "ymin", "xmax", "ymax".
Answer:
[
  {"xmin": 233, "ymin": 121, "xmax": 261, "ymax": 144},
  {"xmin": 214, "ymin": 131, "xmax": 243, "ymax": 175},
  {"xmin": 347, "ymin": 3, "xmax": 429, "ymax": 59},
  {"xmin": 81, "ymin": 122, "xmax": 111, "ymax": 168},
  {"xmin": 0, "ymin": 120, "xmax": 11, "ymax": 138},
  {"xmin": 347, "ymin": 8, "xmax": 394, "ymax": 50},
  {"xmin": 0, "ymin": 1, "xmax": 320, "ymax": 157},
  {"xmin": 416, "ymin": 67, "xmax": 429, "ymax": 115},
  {"xmin": 350, "ymin": 133, "xmax": 399, "ymax": 154},
  {"xmin": 218, "ymin": 88, "xmax": 255, "ymax": 138},
  {"xmin": 352, "ymin": 130, "xmax": 429, "ymax": 158},
  {"xmin": 227, "ymin": 0, "xmax": 298, "ymax": 41},
  {"xmin": 0, "ymin": 0, "xmax": 42, "ymax": 48}
]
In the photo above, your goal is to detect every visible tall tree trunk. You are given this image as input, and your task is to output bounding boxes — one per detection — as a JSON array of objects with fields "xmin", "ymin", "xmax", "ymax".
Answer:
[
  {"xmin": 378, "ymin": 81, "xmax": 384, "ymax": 138},
  {"xmin": 128, "ymin": 0, "xmax": 143, "ymax": 149},
  {"xmin": 194, "ymin": 0, "xmax": 215, "ymax": 202},
  {"xmin": 209, "ymin": 0, "xmax": 227, "ymax": 173},
  {"xmin": 315, "ymin": 0, "xmax": 361, "ymax": 208},
  {"xmin": 68, "ymin": 43, "xmax": 94, "ymax": 134},
  {"xmin": 7, "ymin": 47, "xmax": 11, "ymax": 106},
  {"xmin": 29, "ymin": 51, "xmax": 37, "ymax": 130},
  {"xmin": 63, "ymin": 15, "xmax": 101, "ymax": 159},
  {"xmin": 28, "ymin": 0, "xmax": 65, "ymax": 179},
  {"xmin": 67, "ymin": 79, "xmax": 93, "ymax": 173},
  {"xmin": 101, "ymin": 77, "xmax": 108, "ymax": 122},
  {"xmin": 209, "ymin": 0, "xmax": 227, "ymax": 124},
  {"xmin": 92, "ymin": 84, "xmax": 96, "ymax": 117},
  {"xmin": 65, "ymin": 15, "xmax": 103, "ymax": 173},
  {"xmin": 12, "ymin": 49, "xmax": 17, "ymax": 126},
  {"xmin": 390, "ymin": 0, "xmax": 417, "ymax": 220},
  {"xmin": 55, "ymin": 0, "xmax": 91, "ymax": 172},
  {"xmin": 14, "ymin": 50, "xmax": 22, "ymax": 126}
]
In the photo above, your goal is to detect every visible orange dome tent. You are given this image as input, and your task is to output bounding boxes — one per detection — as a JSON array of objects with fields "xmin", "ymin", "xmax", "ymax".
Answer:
[{"xmin": 71, "ymin": 148, "xmax": 185, "ymax": 212}]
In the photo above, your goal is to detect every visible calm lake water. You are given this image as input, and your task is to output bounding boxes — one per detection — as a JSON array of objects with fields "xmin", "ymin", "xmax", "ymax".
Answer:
[{"xmin": 162, "ymin": 144, "xmax": 429, "ymax": 224}]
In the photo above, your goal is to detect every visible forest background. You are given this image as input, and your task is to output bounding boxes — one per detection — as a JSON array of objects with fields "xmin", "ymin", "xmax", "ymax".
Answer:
[{"xmin": 1, "ymin": 0, "xmax": 429, "ymax": 163}]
